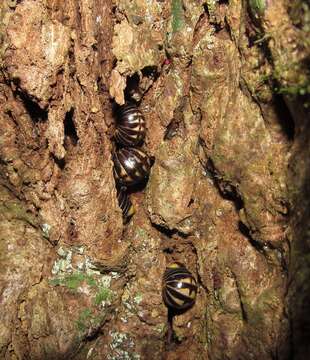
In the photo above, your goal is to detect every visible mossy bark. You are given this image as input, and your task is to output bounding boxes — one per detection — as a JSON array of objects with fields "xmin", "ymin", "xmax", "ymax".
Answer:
[{"xmin": 0, "ymin": 0, "xmax": 309, "ymax": 359}]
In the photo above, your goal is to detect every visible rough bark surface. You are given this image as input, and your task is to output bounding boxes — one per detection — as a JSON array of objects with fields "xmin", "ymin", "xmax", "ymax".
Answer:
[{"xmin": 0, "ymin": 0, "xmax": 309, "ymax": 359}]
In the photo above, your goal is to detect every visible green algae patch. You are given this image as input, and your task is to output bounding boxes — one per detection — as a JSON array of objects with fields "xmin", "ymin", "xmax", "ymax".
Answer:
[
  {"xmin": 50, "ymin": 272, "xmax": 97, "ymax": 290},
  {"xmin": 0, "ymin": 201, "xmax": 38, "ymax": 227},
  {"xmin": 76, "ymin": 308, "xmax": 106, "ymax": 333},
  {"xmin": 172, "ymin": 0, "xmax": 184, "ymax": 33},
  {"xmin": 50, "ymin": 272, "xmax": 114, "ymax": 308},
  {"xmin": 50, "ymin": 245, "xmax": 115, "ymax": 321},
  {"xmin": 276, "ymin": 81, "xmax": 310, "ymax": 97},
  {"xmin": 76, "ymin": 308, "xmax": 92, "ymax": 332},
  {"xmin": 94, "ymin": 287, "xmax": 113, "ymax": 306},
  {"xmin": 248, "ymin": 0, "xmax": 266, "ymax": 18}
]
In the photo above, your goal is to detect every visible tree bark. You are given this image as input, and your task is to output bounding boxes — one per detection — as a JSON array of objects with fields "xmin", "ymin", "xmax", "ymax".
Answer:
[{"xmin": 0, "ymin": 0, "xmax": 309, "ymax": 359}]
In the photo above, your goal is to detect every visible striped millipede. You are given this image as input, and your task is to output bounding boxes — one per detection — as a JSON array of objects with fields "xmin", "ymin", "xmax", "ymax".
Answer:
[
  {"xmin": 112, "ymin": 103, "xmax": 151, "ymax": 219},
  {"xmin": 114, "ymin": 104, "xmax": 146, "ymax": 147},
  {"xmin": 162, "ymin": 262, "xmax": 197, "ymax": 311}
]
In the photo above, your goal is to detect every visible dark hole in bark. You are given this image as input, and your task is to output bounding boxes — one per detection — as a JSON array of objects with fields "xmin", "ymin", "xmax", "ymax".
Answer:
[
  {"xmin": 245, "ymin": 14, "xmax": 272, "ymax": 56},
  {"xmin": 187, "ymin": 198, "xmax": 194, "ymax": 207},
  {"xmin": 84, "ymin": 328, "xmax": 103, "ymax": 342},
  {"xmin": 53, "ymin": 155, "xmax": 65, "ymax": 170},
  {"xmin": 124, "ymin": 73, "xmax": 140, "ymax": 103},
  {"xmin": 97, "ymin": 76, "xmax": 107, "ymax": 93},
  {"xmin": 111, "ymin": 100, "xmax": 120, "ymax": 119},
  {"xmin": 164, "ymin": 120, "xmax": 179, "ymax": 140},
  {"xmin": 238, "ymin": 294, "xmax": 248, "ymax": 322},
  {"xmin": 273, "ymin": 95, "xmax": 295, "ymax": 141},
  {"xmin": 164, "ymin": 306, "xmax": 197, "ymax": 349},
  {"xmin": 186, "ymin": 57, "xmax": 193, "ymax": 68},
  {"xmin": 205, "ymin": 158, "xmax": 244, "ymax": 210},
  {"xmin": 17, "ymin": 91, "xmax": 48, "ymax": 123},
  {"xmin": 287, "ymin": 140, "xmax": 310, "ymax": 357},
  {"xmin": 141, "ymin": 66, "xmax": 159, "ymax": 80},
  {"xmin": 164, "ymin": 305, "xmax": 196, "ymax": 348},
  {"xmin": 203, "ymin": 1, "xmax": 229, "ymax": 28},
  {"xmin": 218, "ymin": 182, "xmax": 243, "ymax": 210},
  {"xmin": 247, "ymin": 31, "xmax": 268, "ymax": 49},
  {"xmin": 64, "ymin": 108, "xmax": 79, "ymax": 145},
  {"xmin": 238, "ymin": 221, "xmax": 265, "ymax": 252},
  {"xmin": 301, "ymin": 55, "xmax": 310, "ymax": 71},
  {"xmin": 67, "ymin": 218, "xmax": 78, "ymax": 241},
  {"xmin": 152, "ymin": 223, "xmax": 178, "ymax": 238},
  {"xmin": 163, "ymin": 247, "xmax": 174, "ymax": 254},
  {"xmin": 124, "ymin": 67, "xmax": 159, "ymax": 102},
  {"xmin": 153, "ymin": 223, "xmax": 190, "ymax": 240}
]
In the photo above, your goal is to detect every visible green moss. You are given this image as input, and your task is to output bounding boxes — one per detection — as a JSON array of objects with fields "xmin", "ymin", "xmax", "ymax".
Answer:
[
  {"xmin": 76, "ymin": 308, "xmax": 92, "ymax": 332},
  {"xmin": 76, "ymin": 307, "xmax": 106, "ymax": 333},
  {"xmin": 51, "ymin": 272, "xmax": 114, "ymax": 314},
  {"xmin": 276, "ymin": 82, "xmax": 310, "ymax": 96},
  {"xmin": 171, "ymin": 0, "xmax": 184, "ymax": 33},
  {"xmin": 248, "ymin": 0, "xmax": 266, "ymax": 18},
  {"xmin": 271, "ymin": 51, "xmax": 310, "ymax": 101},
  {"xmin": 86, "ymin": 276, "xmax": 97, "ymax": 287},
  {"xmin": 0, "ymin": 202, "xmax": 38, "ymax": 227},
  {"xmin": 65, "ymin": 273, "xmax": 86, "ymax": 289},
  {"xmin": 50, "ymin": 272, "xmax": 97, "ymax": 290},
  {"xmin": 93, "ymin": 287, "xmax": 112, "ymax": 305}
]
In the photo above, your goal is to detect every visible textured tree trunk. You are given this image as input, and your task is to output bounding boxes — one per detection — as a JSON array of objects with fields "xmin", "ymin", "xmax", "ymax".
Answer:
[{"xmin": 0, "ymin": 1, "xmax": 309, "ymax": 359}]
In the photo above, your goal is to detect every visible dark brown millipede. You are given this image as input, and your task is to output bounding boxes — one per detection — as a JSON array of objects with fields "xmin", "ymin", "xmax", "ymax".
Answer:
[
  {"xmin": 114, "ymin": 104, "xmax": 146, "ymax": 147},
  {"xmin": 117, "ymin": 187, "xmax": 135, "ymax": 219},
  {"xmin": 113, "ymin": 147, "xmax": 151, "ymax": 187}
]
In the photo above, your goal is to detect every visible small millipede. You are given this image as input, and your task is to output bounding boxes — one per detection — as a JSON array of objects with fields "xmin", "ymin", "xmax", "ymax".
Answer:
[
  {"xmin": 117, "ymin": 187, "xmax": 135, "ymax": 219},
  {"xmin": 112, "ymin": 147, "xmax": 151, "ymax": 187},
  {"xmin": 114, "ymin": 104, "xmax": 146, "ymax": 147},
  {"xmin": 162, "ymin": 262, "xmax": 197, "ymax": 311},
  {"xmin": 111, "ymin": 102, "xmax": 151, "ymax": 221}
]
